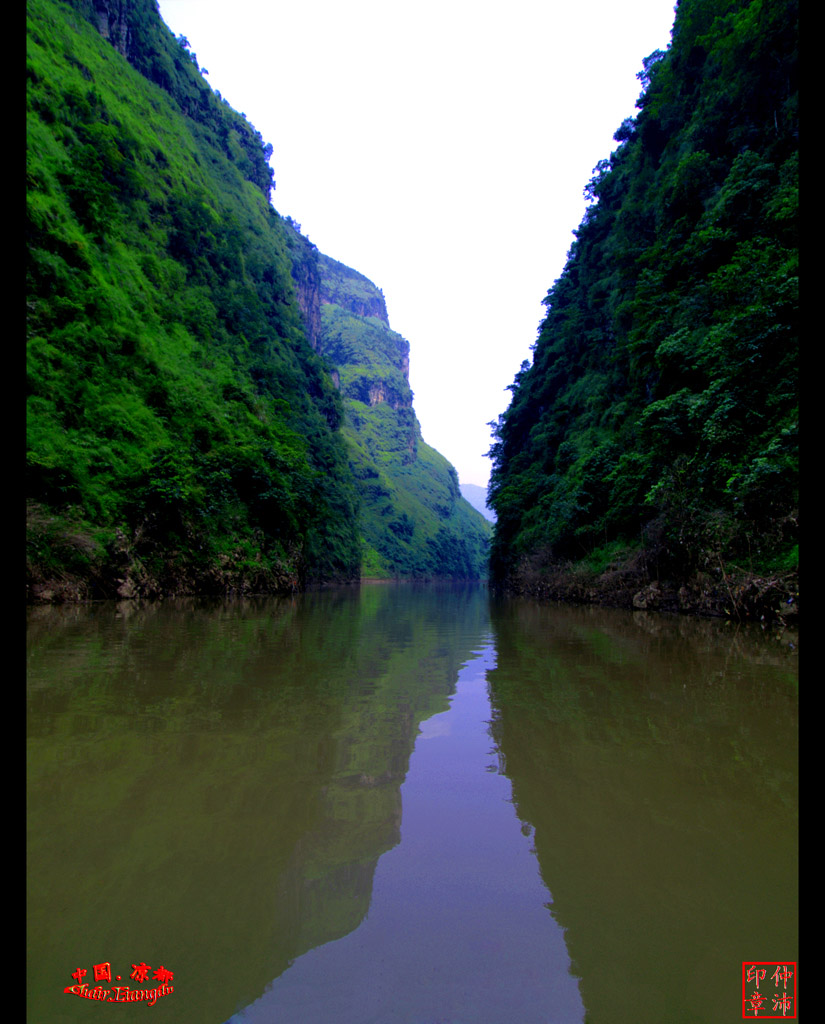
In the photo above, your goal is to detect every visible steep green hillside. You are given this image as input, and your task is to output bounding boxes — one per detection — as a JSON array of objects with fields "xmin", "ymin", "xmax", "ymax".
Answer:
[
  {"xmin": 26, "ymin": 0, "xmax": 362, "ymax": 599},
  {"xmin": 488, "ymin": 0, "xmax": 797, "ymax": 619},
  {"xmin": 317, "ymin": 254, "xmax": 491, "ymax": 579}
]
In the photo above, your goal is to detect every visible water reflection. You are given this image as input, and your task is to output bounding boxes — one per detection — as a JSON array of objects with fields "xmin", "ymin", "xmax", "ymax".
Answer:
[
  {"xmin": 228, "ymin": 641, "xmax": 585, "ymax": 1024},
  {"xmin": 486, "ymin": 598, "xmax": 798, "ymax": 1022},
  {"xmin": 28, "ymin": 584, "xmax": 532, "ymax": 1023},
  {"xmin": 27, "ymin": 588, "xmax": 797, "ymax": 1024}
]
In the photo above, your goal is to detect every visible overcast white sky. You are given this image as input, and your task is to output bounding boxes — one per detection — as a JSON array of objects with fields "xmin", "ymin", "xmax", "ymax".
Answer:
[{"xmin": 157, "ymin": 0, "xmax": 676, "ymax": 488}]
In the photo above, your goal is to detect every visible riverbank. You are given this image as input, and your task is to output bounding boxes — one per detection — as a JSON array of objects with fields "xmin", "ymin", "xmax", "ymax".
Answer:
[
  {"xmin": 26, "ymin": 540, "xmax": 320, "ymax": 605},
  {"xmin": 497, "ymin": 554, "xmax": 798, "ymax": 628}
]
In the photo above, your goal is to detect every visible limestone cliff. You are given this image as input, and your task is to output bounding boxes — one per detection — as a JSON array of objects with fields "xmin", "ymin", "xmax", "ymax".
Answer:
[
  {"xmin": 318, "ymin": 255, "xmax": 415, "ymax": 459},
  {"xmin": 89, "ymin": 0, "xmax": 133, "ymax": 58},
  {"xmin": 284, "ymin": 218, "xmax": 322, "ymax": 351},
  {"xmin": 313, "ymin": 253, "xmax": 491, "ymax": 579},
  {"xmin": 320, "ymin": 255, "xmax": 390, "ymax": 326}
]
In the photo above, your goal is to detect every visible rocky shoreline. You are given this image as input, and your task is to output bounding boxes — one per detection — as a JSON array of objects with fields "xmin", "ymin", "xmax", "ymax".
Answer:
[
  {"xmin": 26, "ymin": 537, "xmax": 317, "ymax": 605},
  {"xmin": 497, "ymin": 560, "xmax": 798, "ymax": 629},
  {"xmin": 28, "ymin": 528, "xmax": 798, "ymax": 629}
]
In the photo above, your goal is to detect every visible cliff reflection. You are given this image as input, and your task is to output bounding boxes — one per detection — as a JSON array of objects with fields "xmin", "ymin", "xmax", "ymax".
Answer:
[
  {"xmin": 27, "ymin": 584, "xmax": 489, "ymax": 1024},
  {"xmin": 486, "ymin": 598, "xmax": 798, "ymax": 1023}
]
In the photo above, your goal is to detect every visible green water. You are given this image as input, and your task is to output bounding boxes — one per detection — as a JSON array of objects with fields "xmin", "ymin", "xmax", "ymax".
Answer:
[{"xmin": 27, "ymin": 585, "xmax": 797, "ymax": 1023}]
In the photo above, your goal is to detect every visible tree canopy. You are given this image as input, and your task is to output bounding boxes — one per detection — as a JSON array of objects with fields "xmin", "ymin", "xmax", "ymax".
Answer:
[{"xmin": 488, "ymin": 0, "xmax": 797, "ymax": 609}]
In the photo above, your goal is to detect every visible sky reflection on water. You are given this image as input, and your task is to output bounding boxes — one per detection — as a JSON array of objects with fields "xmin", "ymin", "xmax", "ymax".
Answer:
[{"xmin": 27, "ymin": 587, "xmax": 796, "ymax": 1023}]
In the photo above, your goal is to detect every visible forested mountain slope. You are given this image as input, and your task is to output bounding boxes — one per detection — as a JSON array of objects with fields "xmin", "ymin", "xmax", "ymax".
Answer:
[
  {"xmin": 316, "ymin": 253, "xmax": 491, "ymax": 579},
  {"xmin": 488, "ymin": 0, "xmax": 797, "ymax": 621},
  {"xmin": 26, "ymin": 0, "xmax": 488, "ymax": 599},
  {"xmin": 27, "ymin": 0, "xmax": 364, "ymax": 600}
]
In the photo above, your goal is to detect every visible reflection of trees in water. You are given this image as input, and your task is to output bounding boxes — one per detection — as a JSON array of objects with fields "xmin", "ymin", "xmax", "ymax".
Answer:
[
  {"xmin": 486, "ymin": 600, "xmax": 798, "ymax": 1023},
  {"xmin": 27, "ymin": 584, "xmax": 490, "ymax": 1024},
  {"xmin": 259, "ymin": 585, "xmax": 490, "ymax": 998}
]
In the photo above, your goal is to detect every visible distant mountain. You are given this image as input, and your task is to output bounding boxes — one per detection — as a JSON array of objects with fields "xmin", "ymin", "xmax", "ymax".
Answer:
[
  {"xmin": 459, "ymin": 484, "xmax": 495, "ymax": 524},
  {"xmin": 315, "ymin": 251, "xmax": 491, "ymax": 579}
]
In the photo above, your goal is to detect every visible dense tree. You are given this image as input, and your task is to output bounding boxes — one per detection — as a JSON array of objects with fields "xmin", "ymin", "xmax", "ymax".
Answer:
[
  {"xmin": 488, "ymin": 0, "xmax": 797, "ymax": 613},
  {"xmin": 27, "ymin": 0, "xmax": 359, "ymax": 597},
  {"xmin": 26, "ymin": 0, "xmax": 487, "ymax": 599}
]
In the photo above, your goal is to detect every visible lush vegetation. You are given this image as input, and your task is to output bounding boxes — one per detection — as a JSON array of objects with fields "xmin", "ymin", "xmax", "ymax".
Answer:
[
  {"xmin": 27, "ymin": 0, "xmax": 362, "ymax": 597},
  {"xmin": 26, "ymin": 0, "xmax": 488, "ymax": 599},
  {"xmin": 317, "ymin": 255, "xmax": 491, "ymax": 579},
  {"xmin": 488, "ymin": 0, "xmax": 797, "ymax": 616}
]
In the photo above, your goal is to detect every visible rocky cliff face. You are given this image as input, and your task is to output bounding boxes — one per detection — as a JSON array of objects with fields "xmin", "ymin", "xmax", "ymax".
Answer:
[
  {"xmin": 312, "ymin": 252, "xmax": 490, "ymax": 579},
  {"xmin": 320, "ymin": 255, "xmax": 390, "ymax": 326},
  {"xmin": 367, "ymin": 381, "xmax": 405, "ymax": 409},
  {"xmin": 90, "ymin": 0, "xmax": 133, "ymax": 58},
  {"xmin": 318, "ymin": 255, "xmax": 413, "ymax": 418},
  {"xmin": 283, "ymin": 219, "xmax": 322, "ymax": 351}
]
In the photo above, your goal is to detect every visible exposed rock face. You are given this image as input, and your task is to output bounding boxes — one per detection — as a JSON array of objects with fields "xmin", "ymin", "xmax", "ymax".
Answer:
[
  {"xmin": 319, "ymin": 255, "xmax": 390, "ymax": 326},
  {"xmin": 317, "ymin": 254, "xmax": 413, "ymax": 425},
  {"xmin": 294, "ymin": 266, "xmax": 321, "ymax": 351},
  {"xmin": 390, "ymin": 336, "xmax": 411, "ymax": 384},
  {"xmin": 309, "ymin": 252, "xmax": 490, "ymax": 578},
  {"xmin": 92, "ymin": 0, "xmax": 132, "ymax": 58},
  {"xmin": 500, "ymin": 557, "xmax": 798, "ymax": 626},
  {"xmin": 370, "ymin": 333, "xmax": 411, "ymax": 389},
  {"xmin": 284, "ymin": 221, "xmax": 322, "ymax": 351},
  {"xmin": 632, "ymin": 581, "xmax": 661, "ymax": 610},
  {"xmin": 366, "ymin": 381, "xmax": 406, "ymax": 410},
  {"xmin": 332, "ymin": 293, "xmax": 387, "ymax": 323},
  {"xmin": 282, "ymin": 229, "xmax": 408, "ymax": 400}
]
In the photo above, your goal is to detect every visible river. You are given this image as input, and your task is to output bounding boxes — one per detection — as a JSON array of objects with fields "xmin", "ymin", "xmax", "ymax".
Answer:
[{"xmin": 27, "ymin": 583, "xmax": 798, "ymax": 1023}]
